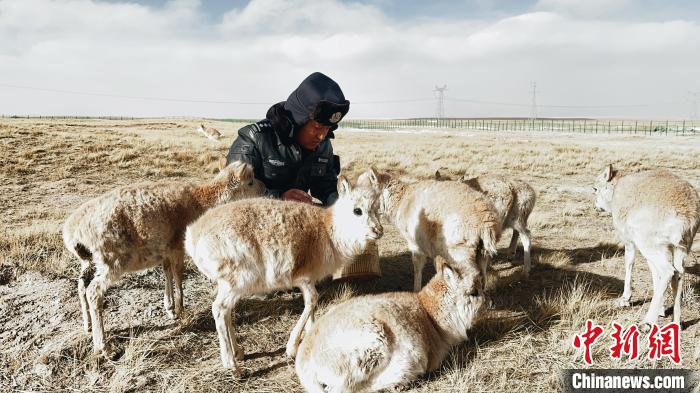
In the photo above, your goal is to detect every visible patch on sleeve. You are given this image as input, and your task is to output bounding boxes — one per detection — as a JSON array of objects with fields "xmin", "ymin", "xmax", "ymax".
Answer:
[{"xmin": 267, "ymin": 158, "xmax": 286, "ymax": 167}]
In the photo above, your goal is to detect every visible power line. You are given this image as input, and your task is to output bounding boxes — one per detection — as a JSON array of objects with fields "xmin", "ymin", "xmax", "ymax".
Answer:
[
  {"xmin": 0, "ymin": 82, "xmax": 271, "ymax": 105},
  {"xmin": 353, "ymin": 98, "xmax": 434, "ymax": 104},
  {"xmin": 0, "ymin": 82, "xmax": 684, "ymax": 110},
  {"xmin": 0, "ymin": 82, "xmax": 435, "ymax": 105},
  {"xmin": 446, "ymin": 97, "xmax": 664, "ymax": 109},
  {"xmin": 446, "ymin": 97, "xmax": 530, "ymax": 107}
]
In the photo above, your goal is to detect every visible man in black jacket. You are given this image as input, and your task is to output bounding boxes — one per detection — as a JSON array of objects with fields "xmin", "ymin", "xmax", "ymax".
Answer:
[
  {"xmin": 226, "ymin": 72, "xmax": 380, "ymax": 279},
  {"xmin": 226, "ymin": 72, "xmax": 348, "ymax": 206}
]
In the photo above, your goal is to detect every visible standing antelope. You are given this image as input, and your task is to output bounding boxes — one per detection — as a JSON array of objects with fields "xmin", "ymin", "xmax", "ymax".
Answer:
[
  {"xmin": 62, "ymin": 161, "xmax": 263, "ymax": 355},
  {"xmin": 593, "ymin": 165, "xmax": 700, "ymax": 329},
  {"xmin": 357, "ymin": 169, "xmax": 500, "ymax": 292},
  {"xmin": 185, "ymin": 170, "xmax": 383, "ymax": 376},
  {"xmin": 435, "ymin": 170, "xmax": 536, "ymax": 277}
]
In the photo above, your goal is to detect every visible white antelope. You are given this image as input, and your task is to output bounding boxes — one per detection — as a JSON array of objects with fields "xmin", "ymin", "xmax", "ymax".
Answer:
[
  {"xmin": 184, "ymin": 171, "xmax": 383, "ymax": 375},
  {"xmin": 357, "ymin": 169, "xmax": 500, "ymax": 291},
  {"xmin": 593, "ymin": 165, "xmax": 700, "ymax": 328},
  {"xmin": 296, "ymin": 260, "xmax": 485, "ymax": 392}
]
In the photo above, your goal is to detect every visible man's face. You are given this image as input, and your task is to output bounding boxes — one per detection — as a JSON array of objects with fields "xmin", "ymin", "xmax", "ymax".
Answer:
[{"xmin": 295, "ymin": 119, "xmax": 331, "ymax": 151}]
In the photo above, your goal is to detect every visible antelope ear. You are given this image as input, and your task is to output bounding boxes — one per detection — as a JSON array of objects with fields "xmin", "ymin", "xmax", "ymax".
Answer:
[
  {"xmin": 442, "ymin": 264, "xmax": 458, "ymax": 285},
  {"xmin": 435, "ymin": 170, "xmax": 441, "ymax": 180},
  {"xmin": 238, "ymin": 162, "xmax": 254, "ymax": 180},
  {"xmin": 338, "ymin": 175, "xmax": 351, "ymax": 195},
  {"xmin": 368, "ymin": 167, "xmax": 381, "ymax": 188},
  {"xmin": 603, "ymin": 164, "xmax": 616, "ymax": 182}
]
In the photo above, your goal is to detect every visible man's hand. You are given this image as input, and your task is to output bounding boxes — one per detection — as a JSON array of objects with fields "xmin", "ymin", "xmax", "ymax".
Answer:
[{"xmin": 282, "ymin": 188, "xmax": 313, "ymax": 204}]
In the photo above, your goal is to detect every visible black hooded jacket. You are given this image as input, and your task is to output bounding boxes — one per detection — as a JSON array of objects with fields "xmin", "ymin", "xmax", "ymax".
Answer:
[{"xmin": 225, "ymin": 73, "xmax": 349, "ymax": 205}]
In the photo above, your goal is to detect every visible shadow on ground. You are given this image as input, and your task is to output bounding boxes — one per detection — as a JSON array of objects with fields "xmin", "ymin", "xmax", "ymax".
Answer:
[{"xmin": 99, "ymin": 243, "xmax": 689, "ymax": 380}]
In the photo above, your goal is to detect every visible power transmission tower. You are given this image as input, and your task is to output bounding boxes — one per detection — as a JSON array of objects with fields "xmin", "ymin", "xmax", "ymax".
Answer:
[
  {"xmin": 688, "ymin": 90, "xmax": 700, "ymax": 119},
  {"xmin": 434, "ymin": 85, "xmax": 447, "ymax": 119},
  {"xmin": 529, "ymin": 81, "xmax": 537, "ymax": 121}
]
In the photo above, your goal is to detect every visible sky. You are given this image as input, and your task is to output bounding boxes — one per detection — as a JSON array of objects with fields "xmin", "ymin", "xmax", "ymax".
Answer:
[{"xmin": 1, "ymin": 0, "xmax": 700, "ymax": 119}]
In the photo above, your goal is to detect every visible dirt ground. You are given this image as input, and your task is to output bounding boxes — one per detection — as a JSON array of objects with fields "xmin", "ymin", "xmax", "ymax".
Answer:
[{"xmin": 1, "ymin": 118, "xmax": 699, "ymax": 392}]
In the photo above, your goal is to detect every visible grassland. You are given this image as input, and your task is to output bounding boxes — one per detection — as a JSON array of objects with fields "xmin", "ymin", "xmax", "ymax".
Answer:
[{"xmin": 0, "ymin": 118, "xmax": 699, "ymax": 392}]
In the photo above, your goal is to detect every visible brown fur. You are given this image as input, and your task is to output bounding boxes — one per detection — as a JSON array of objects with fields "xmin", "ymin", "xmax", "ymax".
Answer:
[
  {"xmin": 594, "ymin": 166, "xmax": 700, "ymax": 327},
  {"xmin": 612, "ymin": 170, "xmax": 700, "ymax": 224},
  {"xmin": 62, "ymin": 161, "xmax": 262, "ymax": 354},
  {"xmin": 436, "ymin": 170, "xmax": 537, "ymax": 276},
  {"xmin": 358, "ymin": 171, "xmax": 501, "ymax": 291},
  {"xmin": 416, "ymin": 261, "xmax": 450, "ymax": 318},
  {"xmin": 291, "ymin": 211, "xmax": 334, "ymax": 280},
  {"xmin": 197, "ymin": 124, "xmax": 223, "ymax": 141}
]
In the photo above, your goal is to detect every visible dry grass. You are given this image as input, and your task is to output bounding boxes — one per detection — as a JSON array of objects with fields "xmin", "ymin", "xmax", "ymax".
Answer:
[{"xmin": 1, "ymin": 118, "xmax": 699, "ymax": 392}]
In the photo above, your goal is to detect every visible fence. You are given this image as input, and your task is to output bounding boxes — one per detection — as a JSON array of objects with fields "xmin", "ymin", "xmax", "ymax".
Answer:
[
  {"xmin": 2, "ymin": 115, "xmax": 698, "ymax": 135},
  {"xmin": 339, "ymin": 118, "xmax": 700, "ymax": 136}
]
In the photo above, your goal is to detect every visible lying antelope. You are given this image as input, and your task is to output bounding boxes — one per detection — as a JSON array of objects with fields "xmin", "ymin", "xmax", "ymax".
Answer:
[
  {"xmin": 296, "ymin": 259, "xmax": 484, "ymax": 392},
  {"xmin": 197, "ymin": 123, "xmax": 223, "ymax": 142}
]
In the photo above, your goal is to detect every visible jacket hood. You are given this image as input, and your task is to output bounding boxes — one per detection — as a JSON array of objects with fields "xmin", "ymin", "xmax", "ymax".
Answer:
[{"xmin": 283, "ymin": 72, "xmax": 350, "ymax": 128}]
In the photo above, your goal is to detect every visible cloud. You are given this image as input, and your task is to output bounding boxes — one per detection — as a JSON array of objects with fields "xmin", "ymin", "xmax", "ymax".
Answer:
[
  {"xmin": 534, "ymin": 0, "xmax": 632, "ymax": 18},
  {"xmin": 0, "ymin": 0, "xmax": 698, "ymax": 119},
  {"xmin": 219, "ymin": 0, "xmax": 386, "ymax": 35}
]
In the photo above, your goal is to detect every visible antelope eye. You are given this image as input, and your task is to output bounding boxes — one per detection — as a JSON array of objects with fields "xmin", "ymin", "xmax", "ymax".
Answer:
[
  {"xmin": 469, "ymin": 289, "xmax": 479, "ymax": 297},
  {"xmin": 248, "ymin": 181, "xmax": 254, "ymax": 186},
  {"xmin": 353, "ymin": 208, "xmax": 362, "ymax": 216}
]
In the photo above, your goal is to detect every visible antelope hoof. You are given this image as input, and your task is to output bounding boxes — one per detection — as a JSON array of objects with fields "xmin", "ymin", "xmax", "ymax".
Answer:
[
  {"xmin": 613, "ymin": 297, "xmax": 631, "ymax": 308},
  {"xmin": 96, "ymin": 345, "xmax": 119, "ymax": 361}
]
